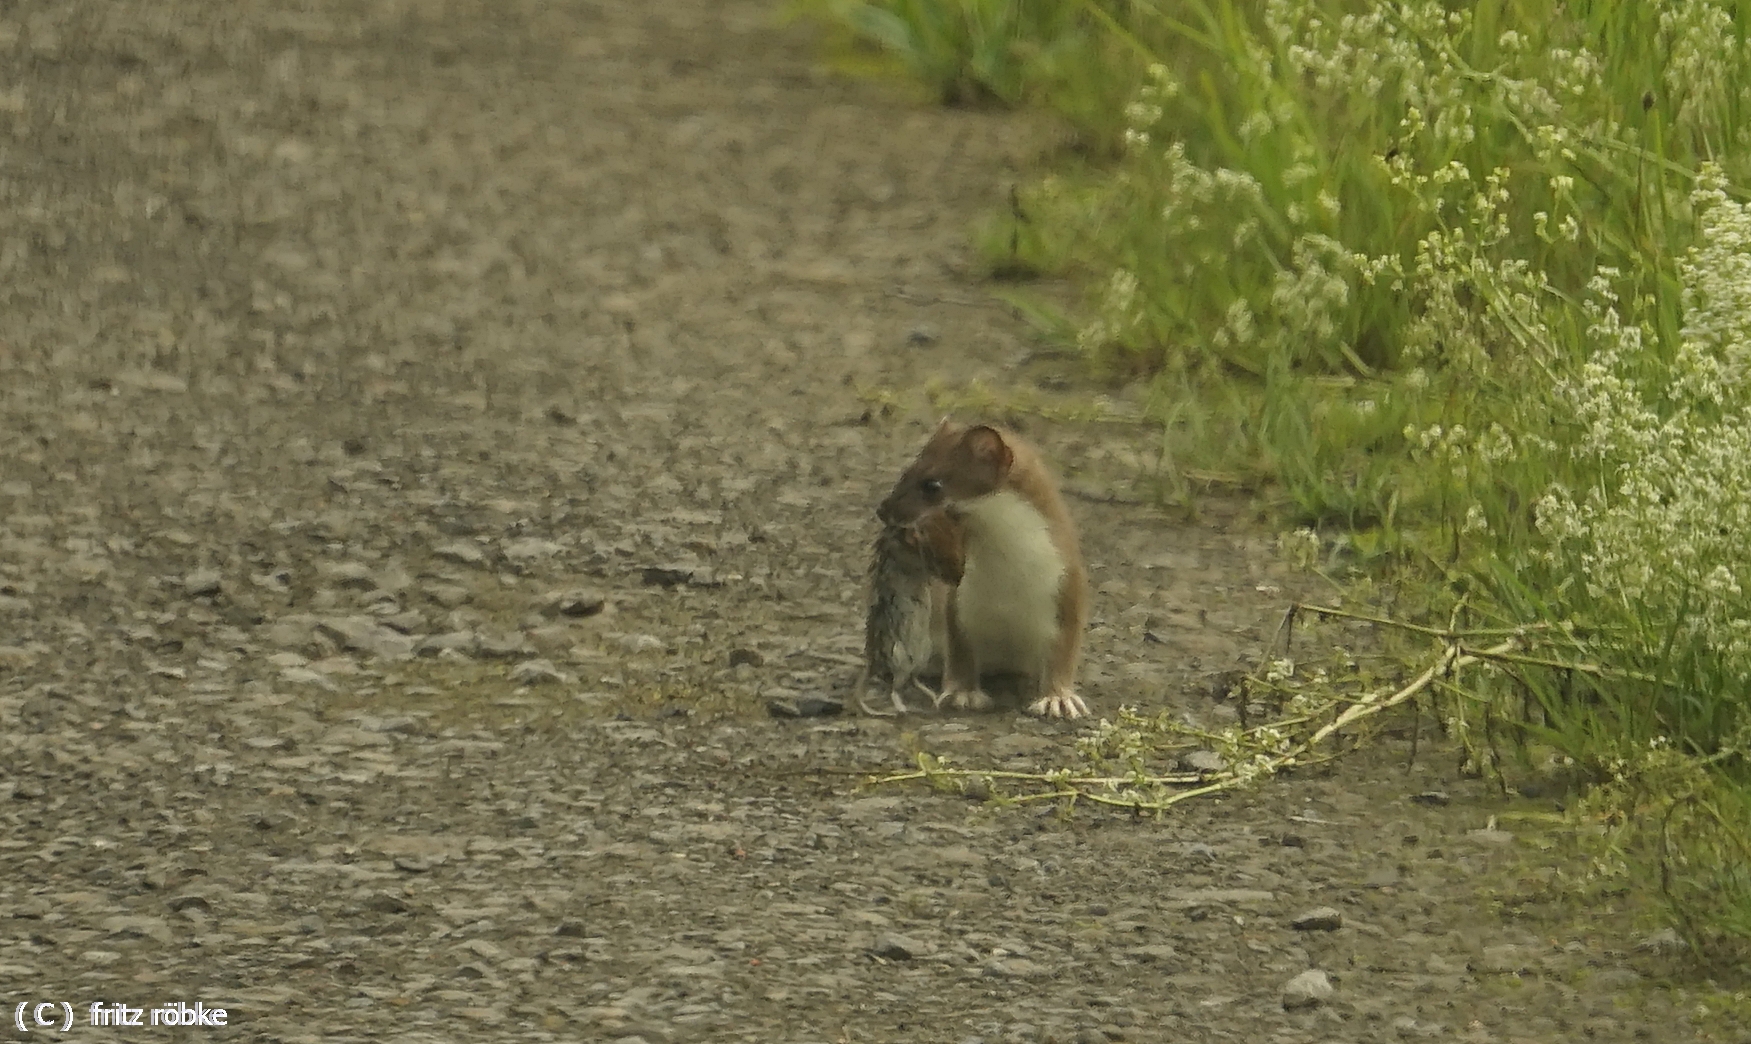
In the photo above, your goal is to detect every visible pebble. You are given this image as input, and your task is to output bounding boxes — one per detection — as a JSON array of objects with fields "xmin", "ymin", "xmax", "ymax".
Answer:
[
  {"xmin": 547, "ymin": 589, "xmax": 607, "ymax": 617},
  {"xmin": 318, "ymin": 561, "xmax": 376, "ymax": 588},
  {"xmin": 869, "ymin": 933, "xmax": 924, "ymax": 960},
  {"xmin": 477, "ymin": 632, "xmax": 536, "ymax": 659},
  {"xmin": 982, "ymin": 957, "xmax": 1047, "ymax": 980},
  {"xmin": 1590, "ymin": 966, "xmax": 1642, "ymax": 988},
  {"xmin": 0, "ymin": 645, "xmax": 40, "ymax": 669},
  {"xmin": 417, "ymin": 631, "xmax": 479, "ymax": 657},
  {"xmin": 616, "ymin": 634, "xmax": 665, "ymax": 654},
  {"xmin": 183, "ymin": 569, "xmax": 223, "ymax": 597},
  {"xmin": 435, "ymin": 541, "xmax": 487, "ymax": 565},
  {"xmin": 508, "ymin": 658, "xmax": 567, "ymax": 685},
  {"xmin": 316, "ymin": 615, "xmax": 417, "ymax": 660},
  {"xmin": 766, "ymin": 697, "xmax": 843, "ymax": 719},
  {"xmin": 1280, "ymin": 969, "xmax": 1333, "ymax": 1009},
  {"xmin": 424, "ymin": 583, "xmax": 473, "ymax": 608},
  {"xmin": 503, "ymin": 537, "xmax": 565, "ymax": 560},
  {"xmin": 1290, "ymin": 907, "xmax": 1343, "ymax": 932}
]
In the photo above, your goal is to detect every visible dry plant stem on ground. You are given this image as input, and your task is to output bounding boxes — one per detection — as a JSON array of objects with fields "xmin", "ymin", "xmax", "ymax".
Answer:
[{"xmin": 871, "ymin": 602, "xmax": 1538, "ymax": 811}]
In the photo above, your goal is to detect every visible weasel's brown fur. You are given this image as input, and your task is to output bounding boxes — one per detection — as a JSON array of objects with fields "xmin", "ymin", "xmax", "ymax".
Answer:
[{"xmin": 877, "ymin": 419, "xmax": 1089, "ymax": 719}]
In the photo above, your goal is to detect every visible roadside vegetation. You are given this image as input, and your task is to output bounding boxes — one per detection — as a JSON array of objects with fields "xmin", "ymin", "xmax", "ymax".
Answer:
[{"xmin": 795, "ymin": 0, "xmax": 1751, "ymax": 966}]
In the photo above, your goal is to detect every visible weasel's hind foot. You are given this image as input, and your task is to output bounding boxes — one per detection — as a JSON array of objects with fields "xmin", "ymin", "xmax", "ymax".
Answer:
[
  {"xmin": 934, "ymin": 687, "xmax": 994, "ymax": 712},
  {"xmin": 1027, "ymin": 689, "xmax": 1089, "ymax": 720}
]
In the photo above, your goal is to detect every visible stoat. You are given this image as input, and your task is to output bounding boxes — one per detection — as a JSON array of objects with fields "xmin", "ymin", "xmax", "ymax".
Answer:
[{"xmin": 876, "ymin": 419, "xmax": 1090, "ymax": 719}]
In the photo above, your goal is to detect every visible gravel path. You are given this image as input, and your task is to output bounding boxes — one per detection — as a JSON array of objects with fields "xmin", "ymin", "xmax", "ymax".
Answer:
[{"xmin": 0, "ymin": 1, "xmax": 1708, "ymax": 1040}]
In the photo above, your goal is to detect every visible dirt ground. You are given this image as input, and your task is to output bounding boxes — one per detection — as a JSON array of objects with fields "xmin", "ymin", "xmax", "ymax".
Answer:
[{"xmin": 0, "ymin": 1, "xmax": 1729, "ymax": 1041}]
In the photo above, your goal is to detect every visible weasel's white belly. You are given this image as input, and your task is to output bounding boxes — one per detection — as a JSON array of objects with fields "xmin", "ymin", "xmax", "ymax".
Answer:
[{"xmin": 954, "ymin": 490, "xmax": 1065, "ymax": 675}]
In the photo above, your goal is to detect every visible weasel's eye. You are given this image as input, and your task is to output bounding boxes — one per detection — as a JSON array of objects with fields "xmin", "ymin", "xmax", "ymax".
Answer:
[{"xmin": 920, "ymin": 478, "xmax": 943, "ymax": 499}]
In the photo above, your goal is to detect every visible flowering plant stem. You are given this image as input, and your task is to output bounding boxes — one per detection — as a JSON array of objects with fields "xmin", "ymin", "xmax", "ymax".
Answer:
[{"xmin": 869, "ymin": 604, "xmax": 1528, "ymax": 813}]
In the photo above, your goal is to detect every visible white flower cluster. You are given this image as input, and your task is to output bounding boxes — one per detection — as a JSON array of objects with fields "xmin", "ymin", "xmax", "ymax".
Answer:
[
  {"xmin": 1537, "ymin": 167, "xmax": 1751, "ymax": 665},
  {"xmin": 1660, "ymin": 0, "xmax": 1748, "ymax": 147},
  {"xmin": 1269, "ymin": 0, "xmax": 1479, "ymax": 150}
]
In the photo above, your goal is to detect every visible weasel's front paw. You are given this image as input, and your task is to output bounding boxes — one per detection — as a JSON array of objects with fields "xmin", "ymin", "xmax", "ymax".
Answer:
[
  {"xmin": 934, "ymin": 687, "xmax": 994, "ymax": 712},
  {"xmin": 1027, "ymin": 689, "xmax": 1088, "ymax": 720}
]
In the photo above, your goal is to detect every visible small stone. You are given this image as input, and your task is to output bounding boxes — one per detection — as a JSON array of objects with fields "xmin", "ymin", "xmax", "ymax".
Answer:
[
  {"xmin": 554, "ymin": 921, "xmax": 589, "ymax": 938},
  {"xmin": 982, "ymin": 957, "xmax": 1047, "ymax": 980},
  {"xmin": 503, "ymin": 537, "xmax": 565, "ymax": 561},
  {"xmin": 425, "ymin": 583, "xmax": 472, "ymax": 608},
  {"xmin": 377, "ymin": 609, "xmax": 426, "ymax": 633},
  {"xmin": 318, "ymin": 561, "xmax": 376, "ymax": 589},
  {"xmin": 417, "ymin": 631, "xmax": 478, "ymax": 658},
  {"xmin": 364, "ymin": 892, "xmax": 411, "ymax": 914},
  {"xmin": 869, "ymin": 934, "xmax": 924, "ymax": 960},
  {"xmin": 1126, "ymin": 943, "xmax": 1179, "ymax": 963},
  {"xmin": 642, "ymin": 565, "xmax": 693, "ymax": 587},
  {"xmin": 1280, "ymin": 969, "xmax": 1333, "ymax": 1010},
  {"xmin": 1290, "ymin": 907, "xmax": 1343, "ymax": 932},
  {"xmin": 263, "ymin": 614, "xmax": 321, "ymax": 650},
  {"xmin": 316, "ymin": 616, "xmax": 417, "ymax": 660},
  {"xmin": 617, "ymin": 633, "xmax": 664, "ymax": 654},
  {"xmin": 1363, "ymin": 865, "xmax": 1400, "ymax": 887},
  {"xmin": 279, "ymin": 666, "xmax": 338, "ymax": 690},
  {"xmin": 547, "ymin": 589, "xmax": 606, "ymax": 618},
  {"xmin": 0, "ymin": 645, "xmax": 39, "ymax": 670},
  {"xmin": 476, "ymin": 632, "xmax": 535, "ymax": 660},
  {"xmin": 1591, "ymin": 966, "xmax": 1642, "ymax": 988},
  {"xmin": 767, "ymin": 697, "xmax": 843, "ymax": 719},
  {"xmin": 1177, "ymin": 841, "xmax": 1217, "ymax": 861},
  {"xmin": 1411, "ymin": 790, "xmax": 1450, "ymax": 806},
  {"xmin": 435, "ymin": 541, "xmax": 487, "ymax": 565},
  {"xmin": 727, "ymin": 648, "xmax": 763, "ymax": 668},
  {"xmin": 183, "ymin": 569, "xmax": 223, "ymax": 597},
  {"xmin": 508, "ymin": 659, "xmax": 567, "ymax": 685},
  {"xmin": 906, "ymin": 324, "xmax": 939, "ymax": 346},
  {"xmin": 101, "ymin": 915, "xmax": 176, "ymax": 945}
]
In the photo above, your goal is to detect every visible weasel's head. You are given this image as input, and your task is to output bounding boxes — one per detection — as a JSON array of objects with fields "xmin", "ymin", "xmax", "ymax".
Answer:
[{"xmin": 877, "ymin": 418, "xmax": 1013, "ymax": 526}]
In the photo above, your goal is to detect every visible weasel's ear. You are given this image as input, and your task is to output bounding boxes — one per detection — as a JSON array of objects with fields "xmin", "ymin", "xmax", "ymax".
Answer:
[{"xmin": 961, "ymin": 426, "xmax": 1013, "ymax": 477}]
